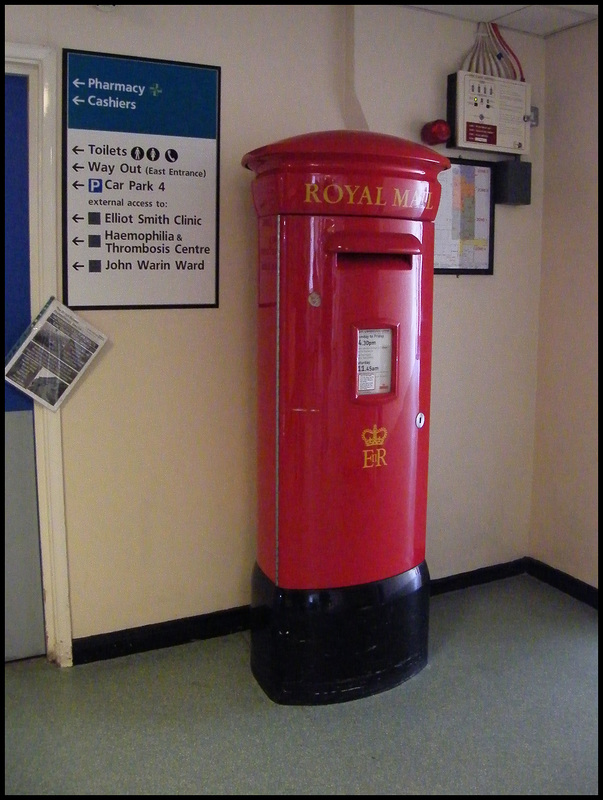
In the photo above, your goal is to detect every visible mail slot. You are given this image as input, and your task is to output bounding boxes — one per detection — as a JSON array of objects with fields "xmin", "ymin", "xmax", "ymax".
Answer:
[{"xmin": 242, "ymin": 130, "xmax": 450, "ymax": 704}]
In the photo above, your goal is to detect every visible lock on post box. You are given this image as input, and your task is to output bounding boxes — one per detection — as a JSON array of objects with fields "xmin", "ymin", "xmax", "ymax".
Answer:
[{"xmin": 242, "ymin": 130, "xmax": 450, "ymax": 705}]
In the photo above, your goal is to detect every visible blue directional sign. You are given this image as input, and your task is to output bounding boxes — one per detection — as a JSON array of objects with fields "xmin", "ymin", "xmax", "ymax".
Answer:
[{"xmin": 63, "ymin": 49, "xmax": 220, "ymax": 309}]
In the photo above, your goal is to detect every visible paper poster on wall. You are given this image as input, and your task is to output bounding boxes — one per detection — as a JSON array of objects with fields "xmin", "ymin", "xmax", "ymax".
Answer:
[
  {"xmin": 5, "ymin": 297, "xmax": 108, "ymax": 411},
  {"xmin": 62, "ymin": 49, "xmax": 221, "ymax": 309}
]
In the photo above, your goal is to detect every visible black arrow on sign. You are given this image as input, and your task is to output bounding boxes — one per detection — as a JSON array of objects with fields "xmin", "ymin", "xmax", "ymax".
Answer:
[
  {"xmin": 72, "ymin": 237, "xmax": 84, "ymax": 246},
  {"xmin": 72, "ymin": 214, "xmax": 84, "ymax": 223},
  {"xmin": 72, "ymin": 262, "xmax": 85, "ymax": 270},
  {"xmin": 72, "ymin": 163, "xmax": 84, "ymax": 172},
  {"xmin": 72, "ymin": 145, "xmax": 84, "ymax": 154},
  {"xmin": 72, "ymin": 181, "xmax": 84, "ymax": 190}
]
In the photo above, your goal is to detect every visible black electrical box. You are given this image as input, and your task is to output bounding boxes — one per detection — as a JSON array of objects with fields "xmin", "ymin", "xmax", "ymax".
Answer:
[{"xmin": 494, "ymin": 159, "xmax": 532, "ymax": 205}]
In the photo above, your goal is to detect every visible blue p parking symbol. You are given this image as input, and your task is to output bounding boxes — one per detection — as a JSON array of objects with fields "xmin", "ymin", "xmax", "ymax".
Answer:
[{"xmin": 89, "ymin": 178, "xmax": 103, "ymax": 193}]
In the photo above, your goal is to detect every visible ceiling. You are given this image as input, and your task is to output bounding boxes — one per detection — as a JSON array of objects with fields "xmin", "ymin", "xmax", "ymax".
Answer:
[{"xmin": 403, "ymin": 5, "xmax": 598, "ymax": 37}]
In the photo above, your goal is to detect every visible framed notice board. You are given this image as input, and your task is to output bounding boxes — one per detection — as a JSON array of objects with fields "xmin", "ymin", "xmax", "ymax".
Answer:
[
  {"xmin": 62, "ymin": 49, "xmax": 221, "ymax": 309},
  {"xmin": 433, "ymin": 157, "xmax": 495, "ymax": 276}
]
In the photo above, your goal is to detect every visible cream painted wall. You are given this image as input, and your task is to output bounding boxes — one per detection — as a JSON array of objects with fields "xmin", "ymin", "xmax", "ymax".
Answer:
[
  {"xmin": 353, "ymin": 6, "xmax": 545, "ymax": 577},
  {"xmin": 5, "ymin": 5, "xmax": 597, "ymax": 640},
  {"xmin": 6, "ymin": 4, "xmax": 347, "ymax": 638},
  {"xmin": 531, "ymin": 20, "xmax": 598, "ymax": 587}
]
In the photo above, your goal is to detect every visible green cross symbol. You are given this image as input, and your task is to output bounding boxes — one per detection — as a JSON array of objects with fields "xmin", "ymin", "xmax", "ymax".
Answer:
[{"xmin": 150, "ymin": 83, "xmax": 162, "ymax": 97}]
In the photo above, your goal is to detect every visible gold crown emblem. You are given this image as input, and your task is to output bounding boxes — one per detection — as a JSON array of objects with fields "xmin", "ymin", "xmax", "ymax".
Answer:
[{"xmin": 361, "ymin": 424, "xmax": 388, "ymax": 447}]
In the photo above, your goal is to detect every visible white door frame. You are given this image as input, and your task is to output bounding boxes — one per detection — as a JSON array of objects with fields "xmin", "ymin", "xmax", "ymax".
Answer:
[{"xmin": 5, "ymin": 42, "xmax": 72, "ymax": 666}]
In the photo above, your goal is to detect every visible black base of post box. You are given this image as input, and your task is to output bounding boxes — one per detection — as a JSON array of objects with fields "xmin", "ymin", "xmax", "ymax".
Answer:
[{"xmin": 250, "ymin": 561, "xmax": 430, "ymax": 705}]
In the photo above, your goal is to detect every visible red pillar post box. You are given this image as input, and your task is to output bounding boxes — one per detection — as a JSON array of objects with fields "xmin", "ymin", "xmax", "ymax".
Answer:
[{"xmin": 242, "ymin": 130, "xmax": 450, "ymax": 705}]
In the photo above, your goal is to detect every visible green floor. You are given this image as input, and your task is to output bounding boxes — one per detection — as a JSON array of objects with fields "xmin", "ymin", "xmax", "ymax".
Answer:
[{"xmin": 5, "ymin": 575, "xmax": 598, "ymax": 795}]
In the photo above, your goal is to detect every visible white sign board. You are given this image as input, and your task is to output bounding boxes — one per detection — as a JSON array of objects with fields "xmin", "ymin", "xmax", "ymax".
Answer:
[{"xmin": 63, "ymin": 49, "xmax": 220, "ymax": 309}]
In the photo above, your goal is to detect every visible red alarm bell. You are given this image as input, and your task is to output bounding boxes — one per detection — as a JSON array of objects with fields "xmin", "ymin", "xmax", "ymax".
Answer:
[{"xmin": 420, "ymin": 119, "xmax": 451, "ymax": 146}]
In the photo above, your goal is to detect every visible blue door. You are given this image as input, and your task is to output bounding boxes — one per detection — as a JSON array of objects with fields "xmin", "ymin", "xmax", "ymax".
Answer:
[{"xmin": 5, "ymin": 72, "xmax": 46, "ymax": 660}]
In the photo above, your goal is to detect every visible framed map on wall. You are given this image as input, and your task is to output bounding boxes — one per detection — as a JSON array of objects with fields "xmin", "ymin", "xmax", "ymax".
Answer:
[{"xmin": 434, "ymin": 157, "xmax": 495, "ymax": 276}]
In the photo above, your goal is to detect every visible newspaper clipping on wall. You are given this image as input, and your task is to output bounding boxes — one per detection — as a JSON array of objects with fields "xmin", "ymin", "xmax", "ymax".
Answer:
[{"xmin": 5, "ymin": 297, "xmax": 107, "ymax": 411}]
